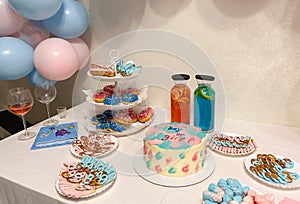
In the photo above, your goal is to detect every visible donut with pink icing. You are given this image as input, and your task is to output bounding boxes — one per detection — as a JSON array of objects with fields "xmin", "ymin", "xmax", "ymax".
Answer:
[
  {"xmin": 114, "ymin": 112, "xmax": 132, "ymax": 126},
  {"xmin": 121, "ymin": 87, "xmax": 139, "ymax": 95},
  {"xmin": 138, "ymin": 107, "xmax": 154, "ymax": 123},
  {"xmin": 93, "ymin": 91, "xmax": 109, "ymax": 103},
  {"xmin": 103, "ymin": 85, "xmax": 115, "ymax": 96}
]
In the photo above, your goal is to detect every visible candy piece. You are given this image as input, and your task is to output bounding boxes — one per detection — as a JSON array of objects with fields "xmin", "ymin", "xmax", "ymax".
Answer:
[
  {"xmin": 255, "ymin": 194, "xmax": 275, "ymax": 204},
  {"xmin": 208, "ymin": 183, "xmax": 224, "ymax": 195},
  {"xmin": 202, "ymin": 190, "xmax": 223, "ymax": 203},
  {"xmin": 223, "ymin": 194, "xmax": 232, "ymax": 203},
  {"xmin": 217, "ymin": 178, "xmax": 229, "ymax": 190},
  {"xmin": 233, "ymin": 195, "xmax": 243, "ymax": 202}
]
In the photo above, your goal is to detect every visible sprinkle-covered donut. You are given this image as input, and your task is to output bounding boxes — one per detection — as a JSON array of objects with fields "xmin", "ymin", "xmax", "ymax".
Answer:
[
  {"xmin": 129, "ymin": 111, "xmax": 138, "ymax": 123},
  {"xmin": 103, "ymin": 95, "xmax": 121, "ymax": 105},
  {"xmin": 93, "ymin": 91, "xmax": 109, "ymax": 103},
  {"xmin": 103, "ymin": 85, "xmax": 115, "ymax": 96},
  {"xmin": 121, "ymin": 93, "xmax": 138, "ymax": 104},
  {"xmin": 114, "ymin": 113, "xmax": 132, "ymax": 126},
  {"xmin": 138, "ymin": 107, "xmax": 154, "ymax": 123},
  {"xmin": 108, "ymin": 121, "xmax": 126, "ymax": 132},
  {"xmin": 103, "ymin": 110, "xmax": 114, "ymax": 119},
  {"xmin": 121, "ymin": 87, "xmax": 139, "ymax": 95}
]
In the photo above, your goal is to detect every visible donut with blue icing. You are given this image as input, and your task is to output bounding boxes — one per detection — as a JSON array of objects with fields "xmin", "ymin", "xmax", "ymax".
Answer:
[
  {"xmin": 103, "ymin": 95, "xmax": 121, "ymax": 105},
  {"xmin": 108, "ymin": 121, "xmax": 126, "ymax": 132},
  {"xmin": 121, "ymin": 93, "xmax": 138, "ymax": 104}
]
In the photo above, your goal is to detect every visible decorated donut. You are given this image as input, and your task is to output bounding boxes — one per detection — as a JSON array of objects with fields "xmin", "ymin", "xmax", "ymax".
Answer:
[
  {"xmin": 103, "ymin": 85, "xmax": 115, "ymax": 96},
  {"xmin": 114, "ymin": 113, "xmax": 132, "ymax": 126},
  {"xmin": 138, "ymin": 107, "xmax": 154, "ymax": 123},
  {"xmin": 96, "ymin": 122, "xmax": 110, "ymax": 130},
  {"xmin": 103, "ymin": 95, "xmax": 121, "ymax": 105},
  {"xmin": 121, "ymin": 87, "xmax": 139, "ymax": 95},
  {"xmin": 128, "ymin": 110, "xmax": 138, "ymax": 123},
  {"xmin": 121, "ymin": 93, "xmax": 138, "ymax": 104},
  {"xmin": 108, "ymin": 121, "xmax": 126, "ymax": 132},
  {"xmin": 103, "ymin": 110, "xmax": 114, "ymax": 119},
  {"xmin": 93, "ymin": 91, "xmax": 109, "ymax": 103}
]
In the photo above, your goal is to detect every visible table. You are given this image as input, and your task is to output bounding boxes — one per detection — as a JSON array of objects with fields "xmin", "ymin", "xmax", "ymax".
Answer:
[{"xmin": 0, "ymin": 102, "xmax": 299, "ymax": 204}]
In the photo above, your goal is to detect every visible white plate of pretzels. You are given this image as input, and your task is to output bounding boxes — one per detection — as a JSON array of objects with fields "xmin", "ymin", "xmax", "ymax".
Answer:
[{"xmin": 244, "ymin": 152, "xmax": 300, "ymax": 189}]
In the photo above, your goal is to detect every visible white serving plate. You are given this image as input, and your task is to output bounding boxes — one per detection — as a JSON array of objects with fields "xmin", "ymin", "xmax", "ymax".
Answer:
[
  {"xmin": 207, "ymin": 132, "xmax": 257, "ymax": 156},
  {"xmin": 244, "ymin": 152, "xmax": 300, "ymax": 189},
  {"xmin": 70, "ymin": 135, "xmax": 119, "ymax": 158}
]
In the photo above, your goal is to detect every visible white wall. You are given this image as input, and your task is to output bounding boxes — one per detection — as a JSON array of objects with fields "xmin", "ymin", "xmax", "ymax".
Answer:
[
  {"xmin": 1, "ymin": 0, "xmax": 299, "ymax": 128},
  {"xmin": 79, "ymin": 0, "xmax": 300, "ymax": 127}
]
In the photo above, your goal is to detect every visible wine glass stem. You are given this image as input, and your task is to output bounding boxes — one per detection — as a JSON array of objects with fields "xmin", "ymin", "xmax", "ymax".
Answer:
[
  {"xmin": 46, "ymin": 102, "xmax": 51, "ymax": 120},
  {"xmin": 21, "ymin": 116, "xmax": 28, "ymax": 136}
]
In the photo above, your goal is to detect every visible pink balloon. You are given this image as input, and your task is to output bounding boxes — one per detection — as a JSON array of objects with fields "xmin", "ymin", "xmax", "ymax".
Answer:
[
  {"xmin": 67, "ymin": 38, "xmax": 90, "ymax": 70},
  {"xmin": 17, "ymin": 21, "xmax": 50, "ymax": 48},
  {"xmin": 0, "ymin": 0, "xmax": 25, "ymax": 36},
  {"xmin": 34, "ymin": 38, "xmax": 79, "ymax": 81}
]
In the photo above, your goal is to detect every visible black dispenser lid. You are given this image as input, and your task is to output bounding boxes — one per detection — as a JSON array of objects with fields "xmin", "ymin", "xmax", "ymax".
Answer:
[
  {"xmin": 195, "ymin": 75, "xmax": 215, "ymax": 81},
  {"xmin": 171, "ymin": 74, "xmax": 190, "ymax": 81}
]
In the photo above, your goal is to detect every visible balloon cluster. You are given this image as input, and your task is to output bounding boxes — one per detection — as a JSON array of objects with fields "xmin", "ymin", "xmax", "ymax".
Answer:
[{"xmin": 0, "ymin": 0, "xmax": 90, "ymax": 85}]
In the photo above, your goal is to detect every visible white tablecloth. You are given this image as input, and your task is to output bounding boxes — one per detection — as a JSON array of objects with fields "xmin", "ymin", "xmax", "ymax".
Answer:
[{"xmin": 0, "ymin": 102, "xmax": 299, "ymax": 204}]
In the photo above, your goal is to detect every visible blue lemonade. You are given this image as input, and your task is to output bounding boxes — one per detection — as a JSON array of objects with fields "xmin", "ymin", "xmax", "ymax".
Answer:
[{"xmin": 194, "ymin": 75, "xmax": 215, "ymax": 132}]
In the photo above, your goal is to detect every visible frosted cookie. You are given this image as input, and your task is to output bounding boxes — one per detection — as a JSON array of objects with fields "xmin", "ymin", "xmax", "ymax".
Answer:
[{"xmin": 56, "ymin": 156, "xmax": 116, "ymax": 199}]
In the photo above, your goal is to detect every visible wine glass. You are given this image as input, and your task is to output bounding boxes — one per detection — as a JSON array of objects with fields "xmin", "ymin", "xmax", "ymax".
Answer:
[
  {"xmin": 7, "ymin": 87, "xmax": 36, "ymax": 140},
  {"xmin": 34, "ymin": 82, "xmax": 58, "ymax": 126}
]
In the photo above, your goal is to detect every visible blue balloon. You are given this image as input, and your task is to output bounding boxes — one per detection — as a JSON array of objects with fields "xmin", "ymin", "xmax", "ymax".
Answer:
[
  {"xmin": 7, "ymin": 0, "xmax": 63, "ymax": 20},
  {"xmin": 27, "ymin": 68, "xmax": 56, "ymax": 86},
  {"xmin": 43, "ymin": 0, "xmax": 89, "ymax": 39},
  {"xmin": 0, "ymin": 37, "xmax": 34, "ymax": 80}
]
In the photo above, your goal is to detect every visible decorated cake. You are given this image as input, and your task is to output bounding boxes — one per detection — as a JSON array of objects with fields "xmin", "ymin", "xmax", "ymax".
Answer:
[{"xmin": 143, "ymin": 122, "xmax": 206, "ymax": 177}]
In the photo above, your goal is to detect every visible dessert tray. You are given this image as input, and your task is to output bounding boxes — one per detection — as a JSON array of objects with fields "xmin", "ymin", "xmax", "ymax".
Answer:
[
  {"xmin": 84, "ymin": 106, "xmax": 154, "ymax": 137},
  {"xmin": 82, "ymin": 86, "xmax": 148, "ymax": 110},
  {"xmin": 84, "ymin": 116, "xmax": 153, "ymax": 137},
  {"xmin": 70, "ymin": 133, "xmax": 119, "ymax": 158},
  {"xmin": 244, "ymin": 152, "xmax": 300, "ymax": 189},
  {"xmin": 87, "ymin": 69, "xmax": 141, "ymax": 82},
  {"xmin": 55, "ymin": 156, "xmax": 116, "ymax": 199},
  {"xmin": 207, "ymin": 132, "xmax": 257, "ymax": 156},
  {"xmin": 132, "ymin": 149, "xmax": 215, "ymax": 187}
]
